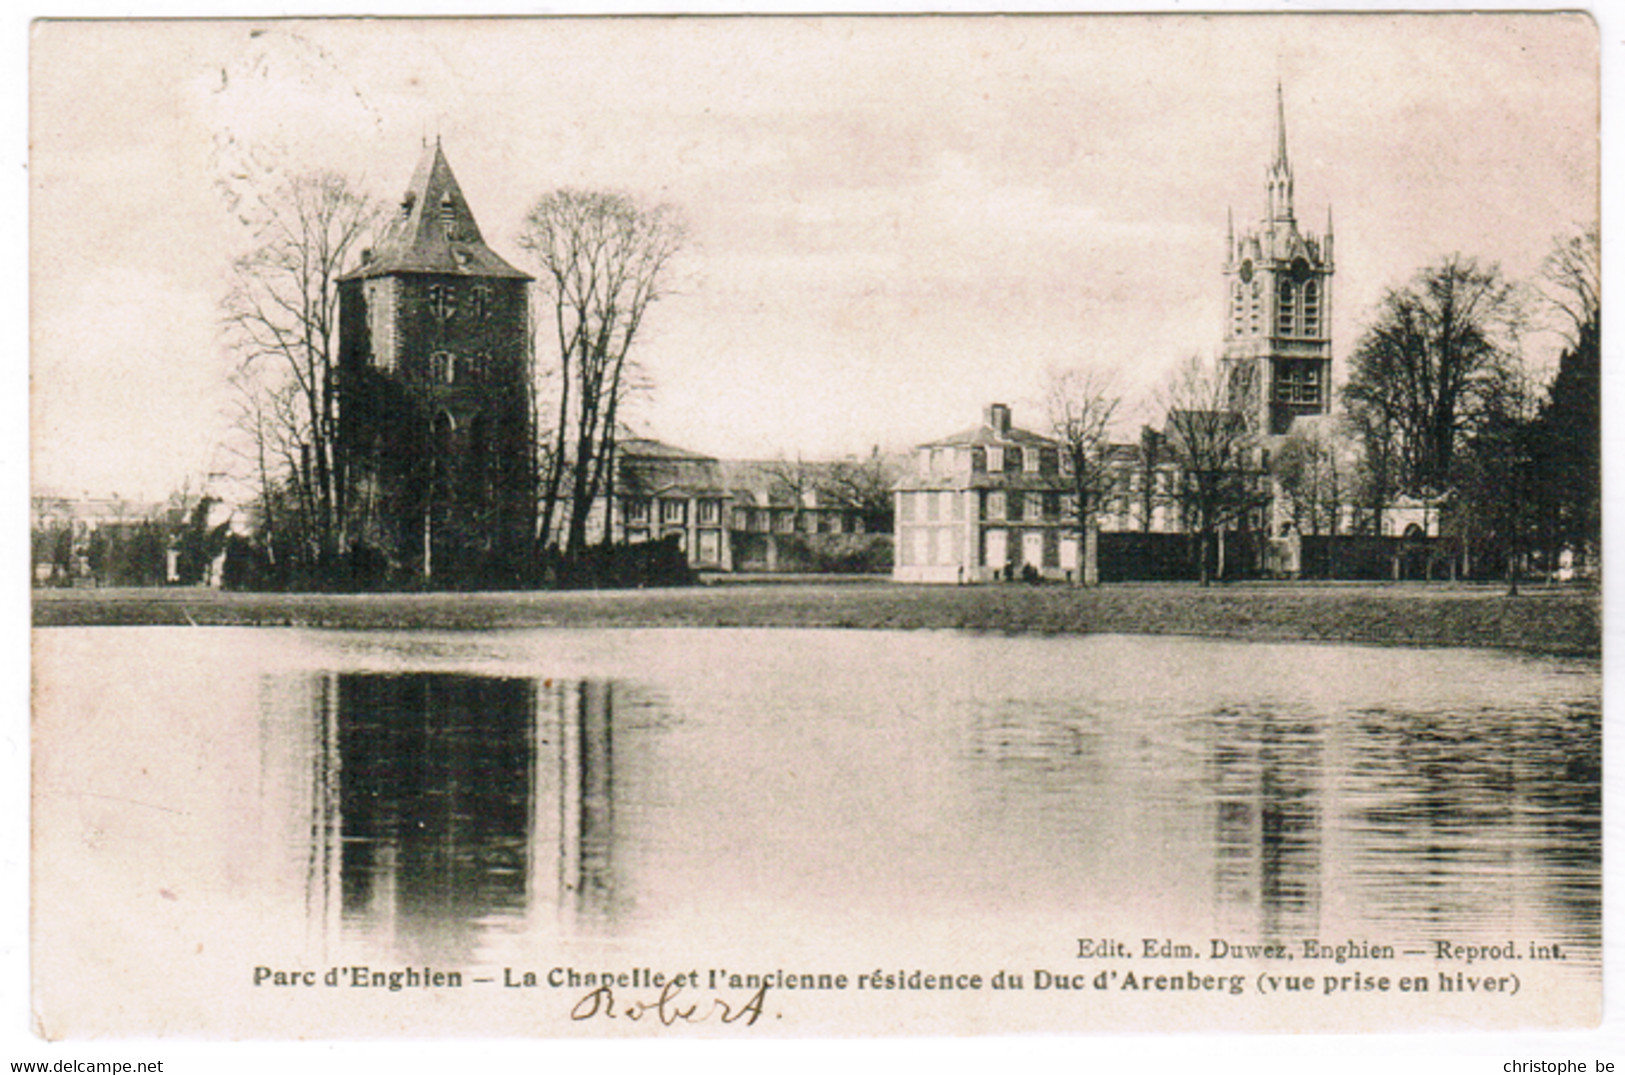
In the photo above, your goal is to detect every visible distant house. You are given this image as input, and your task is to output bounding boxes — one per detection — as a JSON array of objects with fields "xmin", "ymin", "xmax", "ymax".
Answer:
[
  {"xmin": 605, "ymin": 438, "xmax": 735, "ymax": 570},
  {"xmin": 31, "ymin": 490, "xmax": 164, "ymax": 585},
  {"xmin": 576, "ymin": 438, "xmax": 876, "ymax": 573},
  {"xmin": 892, "ymin": 403, "xmax": 1076, "ymax": 583}
]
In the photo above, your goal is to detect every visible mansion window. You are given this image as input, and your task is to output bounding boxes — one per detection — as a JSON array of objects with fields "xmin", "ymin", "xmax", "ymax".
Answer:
[
  {"xmin": 985, "ymin": 491, "xmax": 1006, "ymax": 521},
  {"xmin": 430, "ymin": 351, "xmax": 456, "ymax": 384},
  {"xmin": 623, "ymin": 498, "xmax": 651, "ymax": 524},
  {"xmin": 1275, "ymin": 362, "xmax": 1322, "ymax": 405},
  {"xmin": 661, "ymin": 499, "xmax": 686, "ymax": 525},
  {"xmin": 1007, "ymin": 492, "xmax": 1025, "ymax": 522},
  {"xmin": 1006, "ymin": 447, "xmax": 1023, "ymax": 472},
  {"xmin": 470, "ymin": 284, "xmax": 493, "ymax": 322},
  {"xmin": 697, "ymin": 499, "xmax": 720, "ymax": 525}
]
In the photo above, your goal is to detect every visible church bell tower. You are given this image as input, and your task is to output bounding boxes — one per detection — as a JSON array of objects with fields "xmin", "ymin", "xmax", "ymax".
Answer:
[
  {"xmin": 337, "ymin": 140, "xmax": 534, "ymax": 583},
  {"xmin": 1222, "ymin": 84, "xmax": 1334, "ymax": 438}
]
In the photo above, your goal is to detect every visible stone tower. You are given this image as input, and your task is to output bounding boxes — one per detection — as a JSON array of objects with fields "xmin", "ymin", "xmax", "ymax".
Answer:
[
  {"xmin": 1221, "ymin": 84, "xmax": 1334, "ymax": 438},
  {"xmin": 338, "ymin": 140, "xmax": 534, "ymax": 583}
]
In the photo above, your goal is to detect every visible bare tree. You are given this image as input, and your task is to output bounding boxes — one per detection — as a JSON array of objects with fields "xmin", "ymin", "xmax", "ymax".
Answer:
[
  {"xmin": 819, "ymin": 448, "xmax": 898, "ymax": 533},
  {"xmin": 1342, "ymin": 256, "xmax": 1524, "ymax": 500},
  {"xmin": 1163, "ymin": 356, "xmax": 1267, "ymax": 585},
  {"xmin": 518, "ymin": 190, "xmax": 685, "ymax": 556},
  {"xmin": 1274, "ymin": 418, "xmax": 1345, "ymax": 540},
  {"xmin": 1044, "ymin": 367, "xmax": 1120, "ymax": 585},
  {"xmin": 762, "ymin": 455, "xmax": 818, "ymax": 534},
  {"xmin": 1540, "ymin": 224, "xmax": 1600, "ymax": 347},
  {"xmin": 222, "ymin": 170, "xmax": 381, "ymax": 565}
]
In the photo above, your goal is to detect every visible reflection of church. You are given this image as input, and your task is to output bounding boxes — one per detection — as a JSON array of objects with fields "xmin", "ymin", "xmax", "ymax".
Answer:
[
  {"xmin": 294, "ymin": 672, "xmax": 625, "ymax": 965},
  {"xmin": 1206, "ymin": 708, "xmax": 1324, "ymax": 943}
]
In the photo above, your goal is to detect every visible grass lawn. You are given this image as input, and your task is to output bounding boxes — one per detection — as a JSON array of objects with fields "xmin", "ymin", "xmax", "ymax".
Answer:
[{"xmin": 31, "ymin": 579, "xmax": 1600, "ymax": 657}]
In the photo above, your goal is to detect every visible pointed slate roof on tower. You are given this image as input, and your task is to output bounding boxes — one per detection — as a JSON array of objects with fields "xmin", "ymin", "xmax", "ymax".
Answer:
[{"xmin": 342, "ymin": 139, "xmax": 531, "ymax": 281}]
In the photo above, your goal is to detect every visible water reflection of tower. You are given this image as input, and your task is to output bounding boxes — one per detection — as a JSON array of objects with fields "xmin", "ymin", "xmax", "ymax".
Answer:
[
  {"xmin": 555, "ymin": 679, "xmax": 621, "ymax": 930},
  {"xmin": 1207, "ymin": 707, "xmax": 1324, "ymax": 940},
  {"xmin": 295, "ymin": 671, "xmax": 627, "ymax": 961},
  {"xmin": 326, "ymin": 674, "xmax": 537, "ymax": 964}
]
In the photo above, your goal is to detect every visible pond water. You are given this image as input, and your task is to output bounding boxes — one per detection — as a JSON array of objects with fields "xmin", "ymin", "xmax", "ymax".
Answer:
[{"xmin": 32, "ymin": 627, "xmax": 1600, "ymax": 1033}]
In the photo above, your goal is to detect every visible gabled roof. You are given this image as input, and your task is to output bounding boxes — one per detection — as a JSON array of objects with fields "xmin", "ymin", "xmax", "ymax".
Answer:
[
  {"xmin": 918, "ymin": 423, "xmax": 1058, "ymax": 450},
  {"xmin": 341, "ymin": 140, "xmax": 530, "ymax": 282},
  {"xmin": 616, "ymin": 438, "xmax": 731, "ymax": 497},
  {"xmin": 619, "ymin": 437, "xmax": 718, "ymax": 463}
]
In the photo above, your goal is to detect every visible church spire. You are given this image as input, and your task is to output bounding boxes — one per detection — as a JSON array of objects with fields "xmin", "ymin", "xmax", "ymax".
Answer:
[
  {"xmin": 1274, "ymin": 80, "xmax": 1289, "ymax": 171},
  {"xmin": 1267, "ymin": 80, "xmax": 1295, "ymax": 225}
]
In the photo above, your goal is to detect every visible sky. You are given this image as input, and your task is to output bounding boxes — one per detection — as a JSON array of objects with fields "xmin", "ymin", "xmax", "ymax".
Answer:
[{"xmin": 29, "ymin": 13, "xmax": 1599, "ymax": 502}]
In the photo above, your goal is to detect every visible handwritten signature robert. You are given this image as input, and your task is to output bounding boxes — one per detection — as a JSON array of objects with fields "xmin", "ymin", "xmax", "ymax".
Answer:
[{"xmin": 570, "ymin": 979, "xmax": 771, "ymax": 1026}]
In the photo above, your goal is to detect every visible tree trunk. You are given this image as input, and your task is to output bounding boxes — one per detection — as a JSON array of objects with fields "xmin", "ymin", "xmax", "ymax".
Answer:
[{"xmin": 1083, "ymin": 518, "xmax": 1100, "ymax": 587}]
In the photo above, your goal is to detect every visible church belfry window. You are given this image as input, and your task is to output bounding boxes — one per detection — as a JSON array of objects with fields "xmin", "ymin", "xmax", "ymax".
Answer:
[
  {"xmin": 1277, "ymin": 280, "xmax": 1295, "ymax": 336},
  {"xmin": 1302, "ymin": 280, "xmax": 1320, "ymax": 336},
  {"xmin": 1275, "ymin": 361, "xmax": 1321, "ymax": 404},
  {"xmin": 429, "ymin": 283, "xmax": 457, "ymax": 321}
]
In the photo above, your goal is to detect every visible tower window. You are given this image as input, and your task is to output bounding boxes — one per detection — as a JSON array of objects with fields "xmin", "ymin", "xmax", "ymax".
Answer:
[
  {"xmin": 1303, "ymin": 281, "xmax": 1320, "ymax": 336},
  {"xmin": 428, "ymin": 283, "xmax": 457, "ymax": 321},
  {"xmin": 430, "ymin": 351, "xmax": 456, "ymax": 384},
  {"xmin": 440, "ymin": 196, "xmax": 457, "ymax": 234},
  {"xmin": 1277, "ymin": 281, "xmax": 1296, "ymax": 336},
  {"xmin": 1275, "ymin": 361, "xmax": 1321, "ymax": 404}
]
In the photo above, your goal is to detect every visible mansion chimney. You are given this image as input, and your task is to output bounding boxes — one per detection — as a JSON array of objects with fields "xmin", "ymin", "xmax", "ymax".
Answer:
[{"xmin": 985, "ymin": 403, "xmax": 1012, "ymax": 435}]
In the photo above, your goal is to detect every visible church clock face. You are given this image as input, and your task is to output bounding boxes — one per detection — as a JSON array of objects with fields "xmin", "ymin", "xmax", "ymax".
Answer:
[{"xmin": 1239, "ymin": 259, "xmax": 1254, "ymax": 283}]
